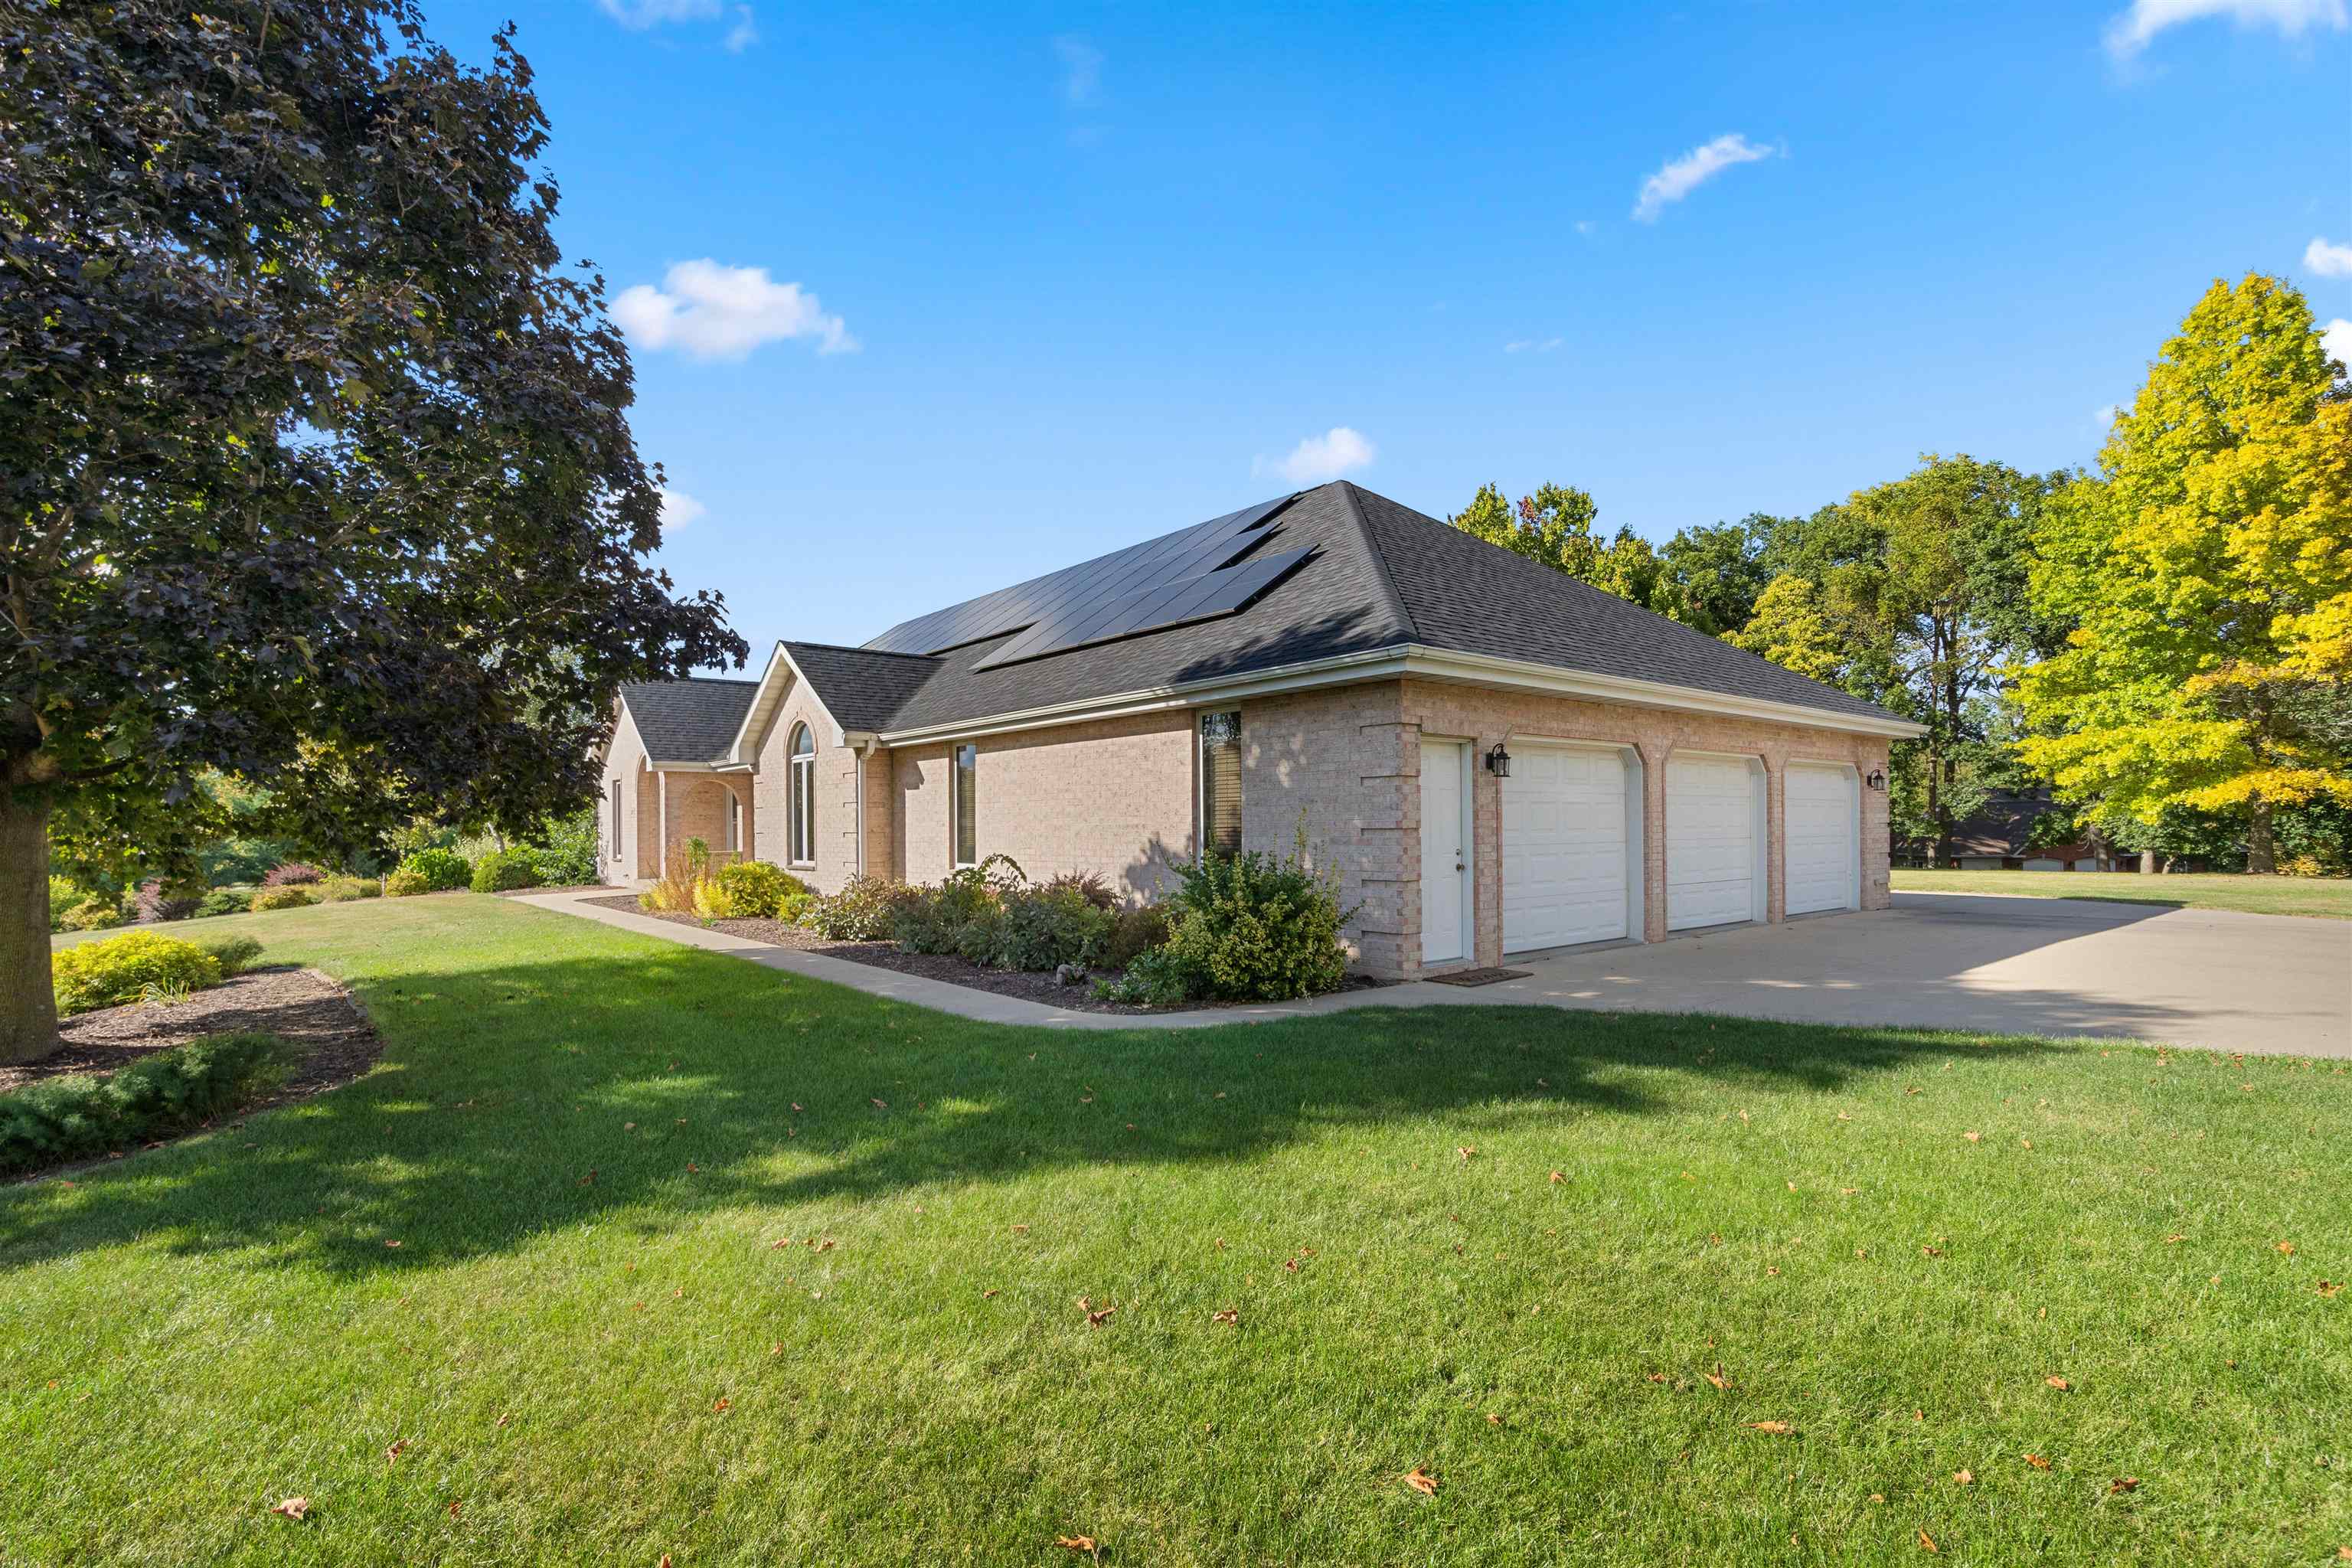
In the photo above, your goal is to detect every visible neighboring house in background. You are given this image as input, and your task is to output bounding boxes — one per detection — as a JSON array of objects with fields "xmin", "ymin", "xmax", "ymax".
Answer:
[
  {"xmin": 598, "ymin": 482, "xmax": 1926, "ymax": 979},
  {"xmin": 1900, "ymin": 788, "xmax": 2125, "ymax": 871}
]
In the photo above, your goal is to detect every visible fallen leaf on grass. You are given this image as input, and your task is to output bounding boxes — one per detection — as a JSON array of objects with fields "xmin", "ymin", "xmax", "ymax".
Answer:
[
  {"xmin": 2278, "ymin": 1241, "xmax": 2296, "ymax": 1256},
  {"xmin": 713, "ymin": 1397, "xmax": 730, "ymax": 1413},
  {"xmin": 2164, "ymin": 1234, "xmax": 2185, "ymax": 1244},
  {"xmin": 1964, "ymin": 1132, "xmax": 1981, "ymax": 1144},
  {"xmin": 2020, "ymin": 1138, "xmax": 2033, "ymax": 1150},
  {"xmin": 385, "ymin": 1441, "xmax": 407, "ymax": 1464},
  {"xmin": 871, "ymin": 1098, "xmax": 888, "ymax": 1110},
  {"xmin": 1486, "ymin": 1413, "xmax": 1503, "ymax": 1426},
  {"xmin": 1704, "ymin": 1365, "xmax": 1733, "ymax": 1390},
  {"xmin": 447, "ymin": 1500, "xmax": 461, "ymax": 1518},
  {"xmin": 2109, "ymin": 1476, "xmax": 2140, "ymax": 1494},
  {"xmin": 2025, "ymin": 1453, "xmax": 2050, "ymax": 1469},
  {"xmin": 270, "ymin": 1498, "xmax": 309, "ymax": 1521},
  {"xmin": 2046, "ymin": 1377, "xmax": 2071, "ymax": 1391},
  {"xmin": 384, "ymin": 1240, "xmax": 402, "ymax": 1250},
  {"xmin": 1922, "ymin": 1246, "xmax": 1945, "ymax": 1257},
  {"xmin": 1749, "ymin": 1421, "xmax": 1792, "ymax": 1435},
  {"xmin": 1645, "ymin": 1372, "xmax": 1669, "ymax": 1383},
  {"xmin": 1403, "ymin": 1466, "xmax": 1439, "ymax": 1495},
  {"xmin": 1211, "ymin": 1308, "xmax": 1238, "ymax": 1325},
  {"xmin": 1457, "ymin": 1146, "xmax": 1476, "ymax": 1162},
  {"xmin": 1918, "ymin": 1529, "xmax": 1937, "ymax": 1553},
  {"xmin": 1054, "ymin": 1536, "xmax": 1097, "ymax": 1553},
  {"xmin": 1550, "ymin": 1171, "xmax": 1563, "ymax": 1184},
  {"xmin": 982, "ymin": 1289, "xmax": 1000, "ymax": 1299},
  {"xmin": 2321, "ymin": 1281, "xmax": 2342, "ymax": 1297},
  {"xmin": 1954, "ymin": 1468, "xmax": 1973, "ymax": 1485}
]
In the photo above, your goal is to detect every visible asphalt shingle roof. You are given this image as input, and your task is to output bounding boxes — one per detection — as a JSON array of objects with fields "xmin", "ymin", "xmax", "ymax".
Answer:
[
  {"xmin": 622, "ymin": 482, "xmax": 1906, "ymax": 756},
  {"xmin": 616, "ymin": 676, "xmax": 759, "ymax": 762}
]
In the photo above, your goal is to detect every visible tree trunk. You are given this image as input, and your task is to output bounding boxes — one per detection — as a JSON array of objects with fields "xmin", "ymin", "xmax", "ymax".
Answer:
[
  {"xmin": 2246, "ymin": 791, "xmax": 2276, "ymax": 874},
  {"xmin": 0, "ymin": 790, "xmax": 58, "ymax": 1066}
]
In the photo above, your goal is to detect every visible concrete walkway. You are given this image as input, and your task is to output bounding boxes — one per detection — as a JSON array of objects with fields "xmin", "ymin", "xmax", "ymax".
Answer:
[{"xmin": 518, "ymin": 887, "xmax": 2351, "ymax": 1057}]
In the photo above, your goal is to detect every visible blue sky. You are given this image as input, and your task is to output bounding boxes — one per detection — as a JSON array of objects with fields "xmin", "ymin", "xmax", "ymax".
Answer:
[{"xmin": 432, "ymin": 0, "xmax": 2351, "ymax": 665}]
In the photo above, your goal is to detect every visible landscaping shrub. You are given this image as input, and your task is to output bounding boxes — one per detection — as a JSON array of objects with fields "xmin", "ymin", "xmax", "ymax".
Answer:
[
  {"xmin": 1102, "ymin": 904, "xmax": 1172, "ymax": 969},
  {"xmin": 260, "ymin": 862, "xmax": 324, "ymax": 887},
  {"xmin": 0, "ymin": 1033, "xmax": 293, "ymax": 1177},
  {"xmin": 313, "ymin": 875, "xmax": 381, "ymax": 902},
  {"xmin": 47, "ymin": 877, "xmax": 90, "ymax": 933},
  {"xmin": 51, "ymin": 930, "xmax": 224, "ymax": 1016},
  {"xmin": 133, "ymin": 879, "xmax": 206, "ymax": 923},
  {"xmin": 397, "ymin": 848, "xmax": 472, "ymax": 891},
  {"xmin": 805, "ymin": 875, "xmax": 908, "ymax": 941},
  {"xmin": 469, "ymin": 849, "xmax": 542, "ymax": 893},
  {"xmin": 991, "ymin": 885, "xmax": 1115, "ymax": 972},
  {"xmin": 200, "ymin": 836, "xmax": 290, "ymax": 888},
  {"xmin": 1041, "ymin": 869, "xmax": 1119, "ymax": 912},
  {"xmin": 59, "ymin": 897, "xmax": 126, "ymax": 933},
  {"xmin": 186, "ymin": 933, "xmax": 265, "ymax": 978},
  {"xmin": 696, "ymin": 861, "xmax": 806, "ymax": 920},
  {"xmin": 529, "ymin": 806, "xmax": 599, "ymax": 887},
  {"xmin": 249, "ymin": 885, "xmax": 317, "ymax": 913},
  {"xmin": 890, "ymin": 871, "xmax": 999, "ymax": 955},
  {"xmin": 1152, "ymin": 842, "xmax": 1359, "ymax": 1002},
  {"xmin": 777, "ymin": 888, "xmax": 817, "ymax": 926},
  {"xmin": 1093, "ymin": 945, "xmax": 1192, "ymax": 1006},
  {"xmin": 639, "ymin": 871, "xmax": 699, "ymax": 914},
  {"xmin": 196, "ymin": 886, "xmax": 256, "ymax": 919},
  {"xmin": 384, "ymin": 868, "xmax": 430, "ymax": 897}
]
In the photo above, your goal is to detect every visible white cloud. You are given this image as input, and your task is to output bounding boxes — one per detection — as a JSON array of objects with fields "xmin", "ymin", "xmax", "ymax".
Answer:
[
  {"xmin": 596, "ymin": 0, "xmax": 720, "ymax": 28},
  {"xmin": 658, "ymin": 488, "xmax": 706, "ymax": 530},
  {"xmin": 2305, "ymin": 236, "xmax": 2352, "ymax": 277},
  {"xmin": 1632, "ymin": 133, "xmax": 1779, "ymax": 222},
  {"xmin": 1256, "ymin": 427, "xmax": 1376, "ymax": 485},
  {"xmin": 1504, "ymin": 337, "xmax": 1564, "ymax": 354},
  {"xmin": 1053, "ymin": 34, "xmax": 1103, "ymax": 106},
  {"xmin": 723, "ymin": 5, "xmax": 757, "ymax": 51},
  {"xmin": 2104, "ymin": 0, "xmax": 2347, "ymax": 57},
  {"xmin": 612, "ymin": 260, "xmax": 856, "ymax": 361},
  {"xmin": 2324, "ymin": 318, "xmax": 2352, "ymax": 379}
]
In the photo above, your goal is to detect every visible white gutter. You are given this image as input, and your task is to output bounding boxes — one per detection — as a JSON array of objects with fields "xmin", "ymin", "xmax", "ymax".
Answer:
[{"xmin": 874, "ymin": 643, "xmax": 1924, "ymax": 744}]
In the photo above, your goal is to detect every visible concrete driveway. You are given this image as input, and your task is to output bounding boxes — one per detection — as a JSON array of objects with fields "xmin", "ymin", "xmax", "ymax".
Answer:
[{"xmin": 1486, "ymin": 891, "xmax": 2350, "ymax": 1057}]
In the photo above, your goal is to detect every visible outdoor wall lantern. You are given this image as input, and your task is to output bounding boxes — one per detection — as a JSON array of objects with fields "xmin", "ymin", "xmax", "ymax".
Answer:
[
  {"xmin": 1866, "ymin": 768, "xmax": 1887, "ymax": 792},
  {"xmin": 1485, "ymin": 743, "xmax": 1512, "ymax": 778}
]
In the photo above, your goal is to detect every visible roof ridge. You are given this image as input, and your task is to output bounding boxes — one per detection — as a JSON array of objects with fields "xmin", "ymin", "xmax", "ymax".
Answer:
[
  {"xmin": 626, "ymin": 674, "xmax": 761, "ymax": 688},
  {"xmin": 782, "ymin": 638, "xmax": 941, "ymax": 662},
  {"xmin": 1331, "ymin": 481, "xmax": 1421, "ymax": 645}
]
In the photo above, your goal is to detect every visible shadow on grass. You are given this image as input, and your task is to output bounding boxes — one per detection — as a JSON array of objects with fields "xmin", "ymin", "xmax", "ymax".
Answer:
[{"xmin": 0, "ymin": 945, "xmax": 2067, "ymax": 1276}]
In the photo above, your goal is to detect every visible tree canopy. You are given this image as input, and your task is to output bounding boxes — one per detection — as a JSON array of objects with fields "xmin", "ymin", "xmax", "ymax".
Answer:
[
  {"xmin": 2016, "ymin": 273, "xmax": 2352, "ymax": 870},
  {"xmin": 0, "ymin": 0, "xmax": 744, "ymax": 1060}
]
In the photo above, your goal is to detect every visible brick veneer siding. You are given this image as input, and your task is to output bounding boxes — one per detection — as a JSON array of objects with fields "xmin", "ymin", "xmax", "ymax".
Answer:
[
  {"xmin": 749, "ymin": 675, "xmax": 865, "ymax": 893},
  {"xmin": 888, "ymin": 710, "xmax": 1197, "ymax": 897},
  {"xmin": 597, "ymin": 707, "xmax": 656, "ymax": 883}
]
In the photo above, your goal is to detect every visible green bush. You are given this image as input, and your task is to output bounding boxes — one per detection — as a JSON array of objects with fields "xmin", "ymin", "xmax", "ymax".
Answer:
[
  {"xmin": 469, "ymin": 849, "xmax": 542, "ymax": 893},
  {"xmin": 0, "ymin": 1033, "xmax": 293, "ymax": 1178},
  {"xmin": 47, "ymin": 876, "xmax": 90, "ymax": 933},
  {"xmin": 200, "ymin": 835, "xmax": 290, "ymax": 888},
  {"xmin": 528, "ymin": 806, "xmax": 599, "ymax": 887},
  {"xmin": 777, "ymin": 888, "xmax": 817, "ymax": 926},
  {"xmin": 991, "ymin": 885, "xmax": 1115, "ymax": 972},
  {"xmin": 249, "ymin": 885, "xmax": 317, "ymax": 913},
  {"xmin": 312, "ymin": 875, "xmax": 380, "ymax": 903},
  {"xmin": 59, "ymin": 896, "xmax": 126, "ymax": 933},
  {"xmin": 51, "ymin": 930, "xmax": 224, "ymax": 1016},
  {"xmin": 185, "ymin": 933, "xmax": 264, "ymax": 978},
  {"xmin": 1102, "ymin": 904, "xmax": 1171, "ymax": 969},
  {"xmin": 804, "ymin": 875, "xmax": 909, "ymax": 941},
  {"xmin": 1041, "ymin": 870, "xmax": 1119, "ymax": 911},
  {"xmin": 384, "ymin": 868, "xmax": 430, "ymax": 897},
  {"xmin": 696, "ymin": 860, "xmax": 807, "ymax": 920},
  {"xmin": 1093, "ymin": 945, "xmax": 1193, "ymax": 1006},
  {"xmin": 397, "ymin": 847, "xmax": 472, "ymax": 891},
  {"xmin": 195, "ymin": 886, "xmax": 256, "ymax": 919},
  {"xmin": 1153, "ymin": 844, "xmax": 1359, "ymax": 1002},
  {"xmin": 890, "ymin": 872, "xmax": 998, "ymax": 955}
]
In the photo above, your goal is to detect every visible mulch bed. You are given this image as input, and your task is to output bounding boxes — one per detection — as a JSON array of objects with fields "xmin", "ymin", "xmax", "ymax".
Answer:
[
  {"xmin": 583, "ymin": 894, "xmax": 1388, "ymax": 1015},
  {"xmin": 1, "ymin": 966, "xmax": 382, "ymax": 1106}
]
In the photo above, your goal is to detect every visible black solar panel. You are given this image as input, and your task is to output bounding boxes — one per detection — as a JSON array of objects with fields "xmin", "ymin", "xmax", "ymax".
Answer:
[
  {"xmin": 864, "ymin": 493, "xmax": 1296, "ymax": 656},
  {"xmin": 971, "ymin": 544, "xmax": 1316, "ymax": 671}
]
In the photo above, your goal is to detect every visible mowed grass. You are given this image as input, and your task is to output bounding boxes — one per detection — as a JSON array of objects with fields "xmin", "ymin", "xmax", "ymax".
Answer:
[
  {"xmin": 1894, "ymin": 867, "xmax": 2352, "ymax": 920},
  {"xmin": 10, "ymin": 897, "xmax": 2350, "ymax": 1566}
]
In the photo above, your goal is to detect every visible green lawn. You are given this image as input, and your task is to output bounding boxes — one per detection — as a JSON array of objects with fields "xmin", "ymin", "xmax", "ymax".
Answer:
[
  {"xmin": 1894, "ymin": 867, "xmax": 2352, "ymax": 920},
  {"xmin": 11, "ymin": 897, "xmax": 2349, "ymax": 1565}
]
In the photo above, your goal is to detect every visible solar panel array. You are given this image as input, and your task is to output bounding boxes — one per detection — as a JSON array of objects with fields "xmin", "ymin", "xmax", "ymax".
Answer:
[
  {"xmin": 863, "ymin": 492, "xmax": 1303, "ymax": 658},
  {"xmin": 971, "ymin": 543, "xmax": 1315, "ymax": 670}
]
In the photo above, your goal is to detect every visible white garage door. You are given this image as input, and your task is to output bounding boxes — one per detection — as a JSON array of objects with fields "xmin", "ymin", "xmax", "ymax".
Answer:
[
  {"xmin": 1501, "ymin": 744, "xmax": 1630, "ymax": 952},
  {"xmin": 1667, "ymin": 753, "xmax": 1760, "ymax": 931},
  {"xmin": 1785, "ymin": 763, "xmax": 1858, "ymax": 915}
]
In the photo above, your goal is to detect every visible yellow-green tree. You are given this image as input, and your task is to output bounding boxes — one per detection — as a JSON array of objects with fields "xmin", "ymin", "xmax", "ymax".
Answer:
[
  {"xmin": 1727, "ymin": 574, "xmax": 1852, "ymax": 686},
  {"xmin": 2017, "ymin": 274, "xmax": 2352, "ymax": 871}
]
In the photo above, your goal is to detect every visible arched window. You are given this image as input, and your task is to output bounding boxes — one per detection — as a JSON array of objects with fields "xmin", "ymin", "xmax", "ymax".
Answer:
[{"xmin": 787, "ymin": 724, "xmax": 816, "ymax": 865}]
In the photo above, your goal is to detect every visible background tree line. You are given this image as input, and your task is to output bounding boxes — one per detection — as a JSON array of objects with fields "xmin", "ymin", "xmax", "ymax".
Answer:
[{"xmin": 1452, "ymin": 272, "xmax": 2351, "ymax": 874}]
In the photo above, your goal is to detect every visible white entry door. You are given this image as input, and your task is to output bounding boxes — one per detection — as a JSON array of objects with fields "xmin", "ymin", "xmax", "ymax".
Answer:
[
  {"xmin": 1667, "ymin": 753, "xmax": 1762, "ymax": 930},
  {"xmin": 1419, "ymin": 740, "xmax": 1469, "ymax": 965},
  {"xmin": 1785, "ymin": 763, "xmax": 1859, "ymax": 914},
  {"xmin": 1501, "ymin": 743, "xmax": 1631, "ymax": 952}
]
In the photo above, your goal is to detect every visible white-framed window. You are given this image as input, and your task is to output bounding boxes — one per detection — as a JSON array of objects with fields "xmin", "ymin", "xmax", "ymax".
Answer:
[
  {"xmin": 787, "ymin": 724, "xmax": 816, "ymax": 866},
  {"xmin": 1199, "ymin": 710, "xmax": 1242, "ymax": 854},
  {"xmin": 607, "ymin": 779, "xmax": 622, "ymax": 861},
  {"xmin": 725, "ymin": 789, "xmax": 743, "ymax": 853},
  {"xmin": 952, "ymin": 743, "xmax": 978, "ymax": 868}
]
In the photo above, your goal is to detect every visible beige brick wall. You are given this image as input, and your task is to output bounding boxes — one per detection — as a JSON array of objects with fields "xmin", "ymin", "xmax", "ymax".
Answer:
[
  {"xmin": 748, "ymin": 676, "xmax": 866, "ymax": 893},
  {"xmin": 889, "ymin": 710, "xmax": 1196, "ymax": 898},
  {"xmin": 598, "ymin": 707, "xmax": 654, "ymax": 883}
]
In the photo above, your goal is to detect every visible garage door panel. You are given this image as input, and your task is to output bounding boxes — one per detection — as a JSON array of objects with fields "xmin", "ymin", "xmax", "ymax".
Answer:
[
  {"xmin": 1502, "ymin": 745, "xmax": 1629, "ymax": 952},
  {"xmin": 1785, "ymin": 763, "xmax": 1857, "ymax": 915},
  {"xmin": 1667, "ymin": 754, "xmax": 1759, "ymax": 931}
]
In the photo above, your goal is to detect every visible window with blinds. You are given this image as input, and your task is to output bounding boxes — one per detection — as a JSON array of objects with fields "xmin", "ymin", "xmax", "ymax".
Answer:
[
  {"xmin": 953, "ymin": 743, "xmax": 978, "ymax": 867},
  {"xmin": 1199, "ymin": 710, "xmax": 1242, "ymax": 854}
]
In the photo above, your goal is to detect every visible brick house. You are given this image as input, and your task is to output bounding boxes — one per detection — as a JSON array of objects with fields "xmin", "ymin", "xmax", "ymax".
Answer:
[{"xmin": 598, "ymin": 482, "xmax": 1924, "ymax": 980}]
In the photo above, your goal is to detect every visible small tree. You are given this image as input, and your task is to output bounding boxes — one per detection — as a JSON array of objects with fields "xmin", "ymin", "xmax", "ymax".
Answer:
[
  {"xmin": 2017, "ymin": 274, "xmax": 2352, "ymax": 871},
  {"xmin": 1449, "ymin": 482, "xmax": 1664, "ymax": 606},
  {"xmin": 0, "ymin": 1, "xmax": 744, "ymax": 1060}
]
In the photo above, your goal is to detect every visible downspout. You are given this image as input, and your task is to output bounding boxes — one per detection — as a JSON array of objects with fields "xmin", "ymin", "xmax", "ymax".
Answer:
[
  {"xmin": 846, "ymin": 732, "xmax": 881, "ymax": 877},
  {"xmin": 656, "ymin": 770, "xmax": 668, "ymax": 880}
]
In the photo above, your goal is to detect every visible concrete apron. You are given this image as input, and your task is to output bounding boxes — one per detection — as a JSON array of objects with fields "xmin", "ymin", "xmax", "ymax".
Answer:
[{"xmin": 514, "ymin": 888, "xmax": 2350, "ymax": 1057}]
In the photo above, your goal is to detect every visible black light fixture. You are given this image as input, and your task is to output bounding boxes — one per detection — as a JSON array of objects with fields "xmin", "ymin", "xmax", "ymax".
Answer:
[
  {"xmin": 1866, "ymin": 767, "xmax": 1887, "ymax": 792},
  {"xmin": 1485, "ymin": 743, "xmax": 1512, "ymax": 778}
]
